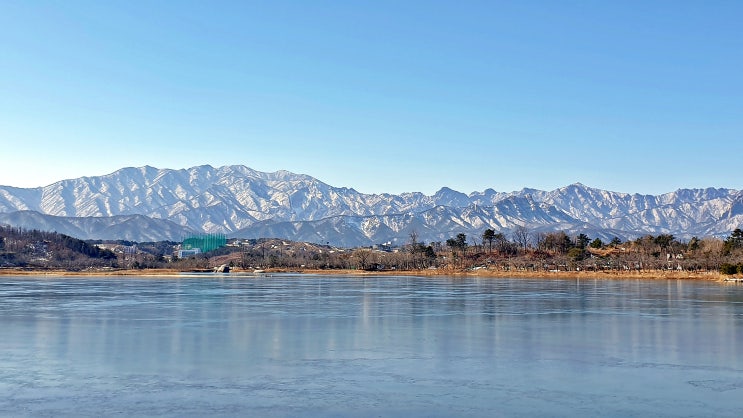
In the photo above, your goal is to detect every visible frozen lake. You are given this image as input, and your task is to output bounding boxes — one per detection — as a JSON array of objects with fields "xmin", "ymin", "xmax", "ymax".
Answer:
[{"xmin": 1, "ymin": 274, "xmax": 742, "ymax": 417}]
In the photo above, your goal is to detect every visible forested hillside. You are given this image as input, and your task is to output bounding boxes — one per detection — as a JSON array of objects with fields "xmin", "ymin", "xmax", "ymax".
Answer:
[{"xmin": 0, "ymin": 226, "xmax": 117, "ymax": 270}]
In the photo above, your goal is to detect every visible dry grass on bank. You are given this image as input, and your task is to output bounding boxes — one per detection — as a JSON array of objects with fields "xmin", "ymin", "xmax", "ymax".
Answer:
[{"xmin": 0, "ymin": 267, "xmax": 733, "ymax": 282}]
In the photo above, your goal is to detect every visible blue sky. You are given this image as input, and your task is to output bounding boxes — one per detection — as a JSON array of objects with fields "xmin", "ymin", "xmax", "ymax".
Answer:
[{"xmin": 1, "ymin": 1, "xmax": 741, "ymax": 195}]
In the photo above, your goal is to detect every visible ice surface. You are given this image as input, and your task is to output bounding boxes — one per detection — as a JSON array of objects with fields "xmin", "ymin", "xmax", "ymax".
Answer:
[{"xmin": 1, "ymin": 275, "xmax": 742, "ymax": 417}]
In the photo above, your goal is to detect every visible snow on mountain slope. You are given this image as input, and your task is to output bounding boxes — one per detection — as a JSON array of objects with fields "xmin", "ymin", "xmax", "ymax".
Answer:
[
  {"xmin": 0, "ymin": 165, "xmax": 741, "ymax": 245},
  {"xmin": 0, "ymin": 210, "xmax": 194, "ymax": 241}
]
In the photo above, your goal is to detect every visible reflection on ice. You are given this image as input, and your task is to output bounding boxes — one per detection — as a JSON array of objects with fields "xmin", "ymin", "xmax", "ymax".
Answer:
[{"xmin": 1, "ymin": 275, "xmax": 742, "ymax": 417}]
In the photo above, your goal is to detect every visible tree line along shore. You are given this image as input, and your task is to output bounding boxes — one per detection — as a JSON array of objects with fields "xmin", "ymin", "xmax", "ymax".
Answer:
[{"xmin": 3, "ymin": 225, "xmax": 743, "ymax": 281}]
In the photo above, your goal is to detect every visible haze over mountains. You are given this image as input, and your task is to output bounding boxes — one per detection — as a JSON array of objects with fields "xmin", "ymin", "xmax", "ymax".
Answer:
[{"xmin": 1, "ymin": 165, "xmax": 741, "ymax": 246}]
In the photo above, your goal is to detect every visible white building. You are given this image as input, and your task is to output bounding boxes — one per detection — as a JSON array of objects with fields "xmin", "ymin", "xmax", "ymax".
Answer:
[{"xmin": 178, "ymin": 248, "xmax": 202, "ymax": 258}]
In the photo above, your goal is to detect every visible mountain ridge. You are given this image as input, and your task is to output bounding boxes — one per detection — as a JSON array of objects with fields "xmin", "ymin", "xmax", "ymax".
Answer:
[{"xmin": 1, "ymin": 165, "xmax": 741, "ymax": 246}]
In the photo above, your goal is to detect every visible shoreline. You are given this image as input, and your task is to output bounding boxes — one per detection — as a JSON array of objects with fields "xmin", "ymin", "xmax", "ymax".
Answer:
[
  {"xmin": 0, "ymin": 267, "xmax": 735, "ymax": 282},
  {"xmin": 289, "ymin": 268, "xmax": 731, "ymax": 281}
]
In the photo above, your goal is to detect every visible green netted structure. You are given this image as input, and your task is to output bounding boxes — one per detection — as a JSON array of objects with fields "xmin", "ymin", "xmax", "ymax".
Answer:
[{"xmin": 182, "ymin": 233, "xmax": 226, "ymax": 253}]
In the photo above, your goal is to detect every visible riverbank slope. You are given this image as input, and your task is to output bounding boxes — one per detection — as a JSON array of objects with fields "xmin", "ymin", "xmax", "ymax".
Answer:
[{"xmin": 1, "ymin": 267, "xmax": 735, "ymax": 281}]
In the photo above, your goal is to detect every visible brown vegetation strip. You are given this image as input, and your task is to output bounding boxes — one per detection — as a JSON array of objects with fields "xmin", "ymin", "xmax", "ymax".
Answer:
[{"xmin": 0, "ymin": 267, "xmax": 730, "ymax": 281}]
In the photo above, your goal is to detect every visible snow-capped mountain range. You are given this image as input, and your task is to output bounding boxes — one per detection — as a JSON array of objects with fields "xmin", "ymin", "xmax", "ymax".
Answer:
[{"xmin": 1, "ymin": 165, "xmax": 741, "ymax": 246}]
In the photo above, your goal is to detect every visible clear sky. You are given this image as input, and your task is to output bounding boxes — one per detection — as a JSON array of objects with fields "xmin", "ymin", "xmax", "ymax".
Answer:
[{"xmin": 1, "ymin": 0, "xmax": 741, "ymax": 195}]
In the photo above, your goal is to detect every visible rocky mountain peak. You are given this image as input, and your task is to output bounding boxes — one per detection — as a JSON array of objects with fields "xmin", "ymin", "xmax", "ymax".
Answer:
[{"xmin": 0, "ymin": 165, "xmax": 741, "ymax": 245}]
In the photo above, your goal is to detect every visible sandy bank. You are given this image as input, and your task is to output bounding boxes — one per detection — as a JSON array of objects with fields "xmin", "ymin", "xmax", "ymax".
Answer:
[
  {"xmin": 277, "ymin": 268, "xmax": 728, "ymax": 281},
  {"xmin": 0, "ymin": 267, "xmax": 734, "ymax": 282}
]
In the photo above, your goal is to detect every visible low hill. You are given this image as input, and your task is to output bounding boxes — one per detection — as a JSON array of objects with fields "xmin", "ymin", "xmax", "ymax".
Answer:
[{"xmin": 0, "ymin": 226, "xmax": 117, "ymax": 270}]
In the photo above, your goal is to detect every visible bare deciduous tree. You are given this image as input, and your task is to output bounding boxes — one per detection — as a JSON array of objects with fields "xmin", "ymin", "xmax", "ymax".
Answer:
[{"xmin": 513, "ymin": 225, "xmax": 530, "ymax": 250}]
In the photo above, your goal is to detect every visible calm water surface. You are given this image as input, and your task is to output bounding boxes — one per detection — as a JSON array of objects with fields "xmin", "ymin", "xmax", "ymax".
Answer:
[{"xmin": 1, "ymin": 274, "xmax": 742, "ymax": 417}]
